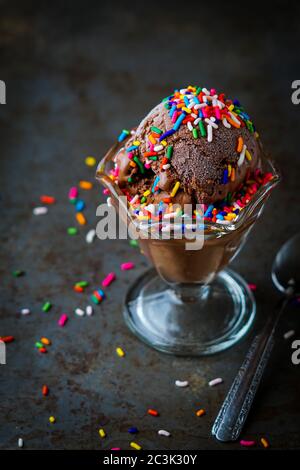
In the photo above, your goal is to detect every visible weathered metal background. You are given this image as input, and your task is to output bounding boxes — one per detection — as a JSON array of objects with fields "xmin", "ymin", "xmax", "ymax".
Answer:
[{"xmin": 0, "ymin": 1, "xmax": 300, "ymax": 450}]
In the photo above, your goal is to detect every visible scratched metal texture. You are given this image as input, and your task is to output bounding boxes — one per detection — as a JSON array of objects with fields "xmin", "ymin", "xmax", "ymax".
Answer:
[{"xmin": 0, "ymin": 0, "xmax": 300, "ymax": 450}]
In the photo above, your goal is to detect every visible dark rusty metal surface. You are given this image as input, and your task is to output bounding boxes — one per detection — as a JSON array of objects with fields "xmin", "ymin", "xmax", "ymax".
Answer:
[{"xmin": 0, "ymin": 1, "xmax": 300, "ymax": 450}]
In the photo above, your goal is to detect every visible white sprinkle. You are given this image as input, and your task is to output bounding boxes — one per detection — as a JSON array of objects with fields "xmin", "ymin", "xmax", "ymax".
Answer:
[
  {"xmin": 205, "ymin": 118, "xmax": 218, "ymax": 129},
  {"xmin": 180, "ymin": 88, "xmax": 188, "ymax": 94},
  {"xmin": 162, "ymin": 164, "xmax": 171, "ymax": 170},
  {"xmin": 187, "ymin": 121, "xmax": 193, "ymax": 131},
  {"xmin": 191, "ymin": 113, "xmax": 198, "ymax": 119},
  {"xmin": 194, "ymin": 117, "xmax": 201, "ymax": 125},
  {"xmin": 209, "ymin": 377, "xmax": 223, "ymax": 387},
  {"xmin": 217, "ymin": 100, "xmax": 225, "ymax": 108},
  {"xmin": 216, "ymin": 219, "xmax": 230, "ymax": 225},
  {"xmin": 175, "ymin": 380, "xmax": 189, "ymax": 388},
  {"xmin": 163, "ymin": 211, "xmax": 179, "ymax": 220},
  {"xmin": 86, "ymin": 305, "xmax": 93, "ymax": 316},
  {"xmin": 222, "ymin": 117, "xmax": 231, "ymax": 128},
  {"xmin": 144, "ymin": 204, "xmax": 156, "ymax": 215},
  {"xmin": 202, "ymin": 87, "xmax": 210, "ymax": 95},
  {"xmin": 129, "ymin": 195, "xmax": 139, "ymax": 205},
  {"xmin": 86, "ymin": 229, "xmax": 96, "ymax": 244},
  {"xmin": 187, "ymin": 102, "xmax": 194, "ymax": 109},
  {"xmin": 194, "ymin": 103, "xmax": 207, "ymax": 110},
  {"xmin": 237, "ymin": 144, "xmax": 247, "ymax": 166},
  {"xmin": 158, "ymin": 429, "xmax": 171, "ymax": 437},
  {"xmin": 229, "ymin": 112, "xmax": 240, "ymax": 125},
  {"xmin": 202, "ymin": 95, "xmax": 208, "ymax": 103},
  {"xmin": 107, "ymin": 197, "xmax": 112, "ymax": 207},
  {"xmin": 33, "ymin": 206, "xmax": 48, "ymax": 216},
  {"xmin": 210, "ymin": 116, "xmax": 216, "ymax": 122},
  {"xmin": 154, "ymin": 144, "xmax": 164, "ymax": 152},
  {"xmin": 212, "ymin": 98, "xmax": 218, "ymax": 107},
  {"xmin": 18, "ymin": 438, "xmax": 23, "ymax": 448},
  {"xmin": 75, "ymin": 308, "xmax": 85, "ymax": 317},
  {"xmin": 20, "ymin": 308, "xmax": 30, "ymax": 315},
  {"xmin": 207, "ymin": 124, "xmax": 213, "ymax": 143},
  {"xmin": 283, "ymin": 330, "xmax": 295, "ymax": 340}
]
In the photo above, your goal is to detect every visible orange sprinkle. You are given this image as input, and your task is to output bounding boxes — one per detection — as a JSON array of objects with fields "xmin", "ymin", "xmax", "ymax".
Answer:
[
  {"xmin": 42, "ymin": 385, "xmax": 49, "ymax": 396},
  {"xmin": 260, "ymin": 437, "xmax": 269, "ymax": 448},
  {"xmin": 196, "ymin": 409, "xmax": 206, "ymax": 417},
  {"xmin": 227, "ymin": 117, "xmax": 240, "ymax": 128},
  {"xmin": 147, "ymin": 408, "xmax": 159, "ymax": 417},
  {"xmin": 148, "ymin": 134, "xmax": 157, "ymax": 144},
  {"xmin": 41, "ymin": 337, "xmax": 51, "ymax": 346},
  {"xmin": 74, "ymin": 285, "xmax": 84, "ymax": 293},
  {"xmin": 79, "ymin": 181, "xmax": 93, "ymax": 190},
  {"xmin": 76, "ymin": 212, "xmax": 86, "ymax": 225},
  {"xmin": 230, "ymin": 167, "xmax": 235, "ymax": 182},
  {"xmin": 129, "ymin": 161, "xmax": 136, "ymax": 167},
  {"xmin": 237, "ymin": 136, "xmax": 243, "ymax": 153}
]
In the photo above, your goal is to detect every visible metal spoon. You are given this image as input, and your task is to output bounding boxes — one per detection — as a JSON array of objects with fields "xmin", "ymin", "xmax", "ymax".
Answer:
[{"xmin": 212, "ymin": 232, "xmax": 300, "ymax": 442}]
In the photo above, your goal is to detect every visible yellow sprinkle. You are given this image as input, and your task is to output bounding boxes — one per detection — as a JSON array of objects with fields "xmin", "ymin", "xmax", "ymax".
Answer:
[
  {"xmin": 228, "ymin": 104, "xmax": 234, "ymax": 111},
  {"xmin": 161, "ymin": 140, "xmax": 167, "ymax": 146},
  {"xmin": 130, "ymin": 441, "xmax": 142, "ymax": 450},
  {"xmin": 182, "ymin": 106, "xmax": 191, "ymax": 114},
  {"xmin": 49, "ymin": 416, "xmax": 56, "ymax": 423},
  {"xmin": 260, "ymin": 437, "xmax": 269, "ymax": 448},
  {"xmin": 85, "ymin": 156, "xmax": 96, "ymax": 167},
  {"xmin": 170, "ymin": 181, "xmax": 180, "ymax": 198},
  {"xmin": 254, "ymin": 131, "xmax": 260, "ymax": 139},
  {"xmin": 79, "ymin": 180, "xmax": 93, "ymax": 190},
  {"xmin": 133, "ymin": 140, "xmax": 140, "ymax": 146},
  {"xmin": 41, "ymin": 337, "xmax": 51, "ymax": 346},
  {"xmin": 245, "ymin": 149, "xmax": 252, "ymax": 161},
  {"xmin": 196, "ymin": 409, "xmax": 206, "ymax": 417},
  {"xmin": 98, "ymin": 428, "xmax": 106, "ymax": 438},
  {"xmin": 116, "ymin": 347, "xmax": 125, "ymax": 357},
  {"xmin": 149, "ymin": 134, "xmax": 156, "ymax": 144},
  {"xmin": 76, "ymin": 212, "xmax": 87, "ymax": 225},
  {"xmin": 228, "ymin": 164, "xmax": 232, "ymax": 177},
  {"xmin": 230, "ymin": 167, "xmax": 235, "ymax": 182},
  {"xmin": 143, "ymin": 190, "xmax": 150, "ymax": 197}
]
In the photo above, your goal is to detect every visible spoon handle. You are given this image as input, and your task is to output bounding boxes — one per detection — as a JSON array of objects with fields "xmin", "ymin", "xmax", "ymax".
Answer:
[{"xmin": 212, "ymin": 299, "xmax": 288, "ymax": 442}]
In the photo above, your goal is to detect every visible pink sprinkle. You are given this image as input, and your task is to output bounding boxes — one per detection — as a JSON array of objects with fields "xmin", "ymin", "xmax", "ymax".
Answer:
[
  {"xmin": 149, "ymin": 143, "xmax": 154, "ymax": 152},
  {"xmin": 103, "ymin": 188, "xmax": 110, "ymax": 195},
  {"xmin": 145, "ymin": 163, "xmax": 151, "ymax": 169},
  {"xmin": 248, "ymin": 283, "xmax": 257, "ymax": 291},
  {"xmin": 58, "ymin": 314, "xmax": 68, "ymax": 327},
  {"xmin": 68, "ymin": 187, "xmax": 78, "ymax": 199},
  {"xmin": 102, "ymin": 272, "xmax": 116, "ymax": 287},
  {"xmin": 215, "ymin": 107, "xmax": 221, "ymax": 120},
  {"xmin": 111, "ymin": 448, "xmax": 121, "ymax": 451},
  {"xmin": 121, "ymin": 262, "xmax": 135, "ymax": 271},
  {"xmin": 240, "ymin": 440, "xmax": 256, "ymax": 447},
  {"xmin": 127, "ymin": 152, "xmax": 134, "ymax": 160},
  {"xmin": 171, "ymin": 111, "xmax": 178, "ymax": 123}
]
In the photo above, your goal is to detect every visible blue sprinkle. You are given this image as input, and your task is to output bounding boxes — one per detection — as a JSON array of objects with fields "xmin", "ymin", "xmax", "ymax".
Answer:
[
  {"xmin": 233, "ymin": 99, "xmax": 240, "ymax": 106},
  {"xmin": 169, "ymin": 104, "xmax": 176, "ymax": 118},
  {"xmin": 222, "ymin": 169, "xmax": 228, "ymax": 184},
  {"xmin": 152, "ymin": 176, "xmax": 160, "ymax": 193},
  {"xmin": 183, "ymin": 96, "xmax": 190, "ymax": 107},
  {"xmin": 128, "ymin": 427, "xmax": 139, "ymax": 434},
  {"xmin": 216, "ymin": 214, "xmax": 224, "ymax": 220},
  {"xmin": 159, "ymin": 129, "xmax": 176, "ymax": 141},
  {"xmin": 97, "ymin": 289, "xmax": 105, "ymax": 298},
  {"xmin": 173, "ymin": 113, "xmax": 186, "ymax": 131},
  {"xmin": 118, "ymin": 130, "xmax": 129, "ymax": 142},
  {"xmin": 204, "ymin": 205, "xmax": 214, "ymax": 217},
  {"xmin": 126, "ymin": 145, "xmax": 138, "ymax": 152},
  {"xmin": 193, "ymin": 96, "xmax": 200, "ymax": 104},
  {"xmin": 75, "ymin": 200, "xmax": 85, "ymax": 212}
]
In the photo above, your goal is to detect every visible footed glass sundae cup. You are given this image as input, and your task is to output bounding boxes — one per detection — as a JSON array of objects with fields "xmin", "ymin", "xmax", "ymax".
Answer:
[{"xmin": 96, "ymin": 140, "xmax": 280, "ymax": 356}]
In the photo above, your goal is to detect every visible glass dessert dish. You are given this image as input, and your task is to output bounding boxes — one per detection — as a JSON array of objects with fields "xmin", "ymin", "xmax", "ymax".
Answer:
[{"xmin": 97, "ymin": 140, "xmax": 280, "ymax": 356}]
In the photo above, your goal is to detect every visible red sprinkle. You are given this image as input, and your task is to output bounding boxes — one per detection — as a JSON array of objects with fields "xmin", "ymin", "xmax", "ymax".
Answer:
[
  {"xmin": 147, "ymin": 408, "xmax": 159, "ymax": 417},
  {"xmin": 248, "ymin": 283, "xmax": 257, "ymax": 291},
  {"xmin": 40, "ymin": 195, "xmax": 56, "ymax": 204},
  {"xmin": 39, "ymin": 347, "xmax": 47, "ymax": 354},
  {"xmin": 74, "ymin": 285, "xmax": 84, "ymax": 293},
  {"xmin": 0, "ymin": 336, "xmax": 15, "ymax": 343},
  {"xmin": 42, "ymin": 385, "xmax": 49, "ymax": 396}
]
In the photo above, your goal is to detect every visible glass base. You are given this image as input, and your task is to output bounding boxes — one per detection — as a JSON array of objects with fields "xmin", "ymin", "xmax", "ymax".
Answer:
[{"xmin": 124, "ymin": 268, "xmax": 256, "ymax": 356}]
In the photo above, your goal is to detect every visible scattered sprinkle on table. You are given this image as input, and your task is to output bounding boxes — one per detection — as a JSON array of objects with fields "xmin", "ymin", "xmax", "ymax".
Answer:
[
  {"xmin": 0, "ymin": 336, "xmax": 15, "ymax": 343},
  {"xmin": 75, "ymin": 308, "xmax": 85, "ymax": 317},
  {"xmin": 158, "ymin": 430, "xmax": 171, "ymax": 437},
  {"xmin": 128, "ymin": 427, "xmax": 138, "ymax": 434},
  {"xmin": 116, "ymin": 347, "xmax": 125, "ymax": 357},
  {"xmin": 41, "ymin": 337, "xmax": 51, "ymax": 345},
  {"xmin": 129, "ymin": 239, "xmax": 138, "ymax": 247},
  {"xmin": 68, "ymin": 187, "xmax": 78, "ymax": 201},
  {"xmin": 79, "ymin": 180, "xmax": 93, "ymax": 190},
  {"xmin": 283, "ymin": 329, "xmax": 295, "ymax": 340},
  {"xmin": 102, "ymin": 272, "xmax": 116, "ymax": 287},
  {"xmin": 12, "ymin": 270, "xmax": 25, "ymax": 277},
  {"xmin": 33, "ymin": 206, "xmax": 48, "ymax": 216},
  {"xmin": 248, "ymin": 283, "xmax": 257, "ymax": 291},
  {"xmin": 196, "ymin": 409, "xmax": 206, "ymax": 417},
  {"xmin": 208, "ymin": 377, "xmax": 223, "ymax": 387},
  {"xmin": 121, "ymin": 262, "xmax": 135, "ymax": 271},
  {"xmin": 42, "ymin": 385, "xmax": 49, "ymax": 396},
  {"xmin": 85, "ymin": 156, "xmax": 96, "ymax": 167},
  {"xmin": 175, "ymin": 380, "xmax": 189, "ymax": 388},
  {"xmin": 130, "ymin": 442, "xmax": 142, "ymax": 450},
  {"xmin": 67, "ymin": 227, "xmax": 78, "ymax": 235},
  {"xmin": 260, "ymin": 437, "xmax": 269, "ymax": 448},
  {"xmin": 76, "ymin": 212, "xmax": 87, "ymax": 225},
  {"xmin": 20, "ymin": 308, "xmax": 30, "ymax": 315},
  {"xmin": 40, "ymin": 195, "xmax": 56, "ymax": 204},
  {"xmin": 39, "ymin": 347, "xmax": 47, "ymax": 354},
  {"xmin": 91, "ymin": 289, "xmax": 105, "ymax": 304},
  {"xmin": 240, "ymin": 439, "xmax": 256, "ymax": 447},
  {"xmin": 86, "ymin": 229, "xmax": 96, "ymax": 243},
  {"xmin": 147, "ymin": 408, "xmax": 159, "ymax": 417},
  {"xmin": 49, "ymin": 416, "xmax": 56, "ymax": 424},
  {"xmin": 42, "ymin": 302, "xmax": 52, "ymax": 312},
  {"xmin": 58, "ymin": 314, "xmax": 68, "ymax": 327},
  {"xmin": 18, "ymin": 438, "xmax": 24, "ymax": 448},
  {"xmin": 86, "ymin": 305, "xmax": 93, "ymax": 316},
  {"xmin": 98, "ymin": 428, "xmax": 106, "ymax": 438}
]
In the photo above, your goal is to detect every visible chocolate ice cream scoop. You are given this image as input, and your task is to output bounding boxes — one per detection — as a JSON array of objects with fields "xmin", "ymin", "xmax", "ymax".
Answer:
[{"xmin": 116, "ymin": 86, "xmax": 261, "ymax": 206}]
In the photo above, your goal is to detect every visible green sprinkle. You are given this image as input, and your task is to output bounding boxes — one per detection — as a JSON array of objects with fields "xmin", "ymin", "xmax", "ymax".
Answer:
[
  {"xmin": 76, "ymin": 281, "xmax": 89, "ymax": 287},
  {"xmin": 12, "ymin": 270, "xmax": 25, "ymax": 277},
  {"xmin": 166, "ymin": 146, "xmax": 173, "ymax": 159},
  {"xmin": 123, "ymin": 129, "xmax": 130, "ymax": 135},
  {"xmin": 69, "ymin": 198, "xmax": 77, "ymax": 204},
  {"xmin": 133, "ymin": 156, "xmax": 145, "ymax": 174},
  {"xmin": 35, "ymin": 341, "xmax": 43, "ymax": 349},
  {"xmin": 150, "ymin": 126, "xmax": 162, "ymax": 134},
  {"xmin": 67, "ymin": 227, "xmax": 78, "ymax": 235},
  {"xmin": 140, "ymin": 197, "xmax": 146, "ymax": 203},
  {"xmin": 148, "ymin": 156, "xmax": 158, "ymax": 161},
  {"xmin": 192, "ymin": 128, "xmax": 198, "ymax": 139},
  {"xmin": 227, "ymin": 192, "xmax": 232, "ymax": 203},
  {"xmin": 195, "ymin": 87, "xmax": 202, "ymax": 95},
  {"xmin": 199, "ymin": 121, "xmax": 206, "ymax": 137},
  {"xmin": 129, "ymin": 239, "xmax": 138, "ymax": 247},
  {"xmin": 42, "ymin": 302, "xmax": 52, "ymax": 312},
  {"xmin": 127, "ymin": 177, "xmax": 133, "ymax": 183},
  {"xmin": 91, "ymin": 295, "xmax": 100, "ymax": 305}
]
